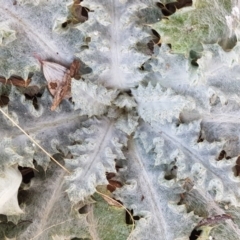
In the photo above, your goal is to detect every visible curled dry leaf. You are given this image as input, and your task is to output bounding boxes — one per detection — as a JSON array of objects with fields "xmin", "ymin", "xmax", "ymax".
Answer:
[
  {"xmin": 37, "ymin": 57, "xmax": 80, "ymax": 111},
  {"xmin": 197, "ymin": 214, "xmax": 233, "ymax": 228},
  {"xmin": 107, "ymin": 179, "xmax": 123, "ymax": 192}
]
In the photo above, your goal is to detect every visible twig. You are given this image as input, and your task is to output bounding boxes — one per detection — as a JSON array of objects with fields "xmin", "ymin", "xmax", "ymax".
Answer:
[{"xmin": 0, "ymin": 108, "xmax": 70, "ymax": 173}]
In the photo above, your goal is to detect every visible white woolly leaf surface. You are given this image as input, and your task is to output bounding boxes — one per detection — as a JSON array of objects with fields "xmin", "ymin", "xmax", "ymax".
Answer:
[
  {"xmin": 65, "ymin": 117, "xmax": 128, "ymax": 202},
  {"xmin": 72, "ymin": 79, "xmax": 119, "ymax": 116},
  {"xmin": 132, "ymin": 83, "xmax": 195, "ymax": 124},
  {"xmin": 0, "ymin": 0, "xmax": 82, "ymax": 79},
  {"xmin": 0, "ymin": 165, "xmax": 22, "ymax": 216},
  {"xmin": 77, "ymin": 0, "xmax": 149, "ymax": 89},
  {"xmin": 1, "ymin": 1, "xmax": 240, "ymax": 240}
]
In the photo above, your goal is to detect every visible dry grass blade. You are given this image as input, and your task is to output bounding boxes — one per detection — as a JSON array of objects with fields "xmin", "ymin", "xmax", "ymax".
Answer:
[
  {"xmin": 30, "ymin": 218, "xmax": 74, "ymax": 239},
  {"xmin": 96, "ymin": 190, "xmax": 135, "ymax": 234},
  {"xmin": 0, "ymin": 108, "xmax": 70, "ymax": 173}
]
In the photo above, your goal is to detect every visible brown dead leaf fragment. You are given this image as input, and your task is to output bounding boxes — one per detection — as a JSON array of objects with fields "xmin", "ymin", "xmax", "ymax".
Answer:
[
  {"xmin": 0, "ymin": 76, "xmax": 31, "ymax": 87},
  {"xmin": 234, "ymin": 156, "xmax": 240, "ymax": 176},
  {"xmin": 50, "ymin": 70, "xmax": 71, "ymax": 111},
  {"xmin": 106, "ymin": 172, "xmax": 116, "ymax": 180},
  {"xmin": 70, "ymin": 0, "xmax": 88, "ymax": 24},
  {"xmin": 37, "ymin": 57, "xmax": 80, "ymax": 111},
  {"xmin": 106, "ymin": 173, "xmax": 122, "ymax": 192},
  {"xmin": 107, "ymin": 180, "xmax": 122, "ymax": 192},
  {"xmin": 69, "ymin": 59, "xmax": 81, "ymax": 78}
]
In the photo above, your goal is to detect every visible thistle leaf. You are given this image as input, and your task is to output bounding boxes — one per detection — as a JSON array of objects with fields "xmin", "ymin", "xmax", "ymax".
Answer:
[{"xmin": 152, "ymin": 0, "xmax": 232, "ymax": 54}]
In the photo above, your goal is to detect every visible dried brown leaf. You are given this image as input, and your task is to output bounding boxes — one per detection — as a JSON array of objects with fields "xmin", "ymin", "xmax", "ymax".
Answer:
[
  {"xmin": 106, "ymin": 172, "xmax": 116, "ymax": 180},
  {"xmin": 70, "ymin": 0, "xmax": 88, "ymax": 24},
  {"xmin": 69, "ymin": 59, "xmax": 81, "ymax": 79},
  {"xmin": 0, "ymin": 76, "xmax": 31, "ymax": 87},
  {"xmin": 38, "ymin": 58, "xmax": 80, "ymax": 111},
  {"xmin": 50, "ymin": 71, "xmax": 71, "ymax": 111},
  {"xmin": 108, "ymin": 180, "xmax": 122, "ymax": 188}
]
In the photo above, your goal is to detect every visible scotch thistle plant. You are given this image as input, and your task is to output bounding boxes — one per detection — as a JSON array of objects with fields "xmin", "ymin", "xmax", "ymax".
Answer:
[{"xmin": 1, "ymin": 0, "xmax": 240, "ymax": 240}]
